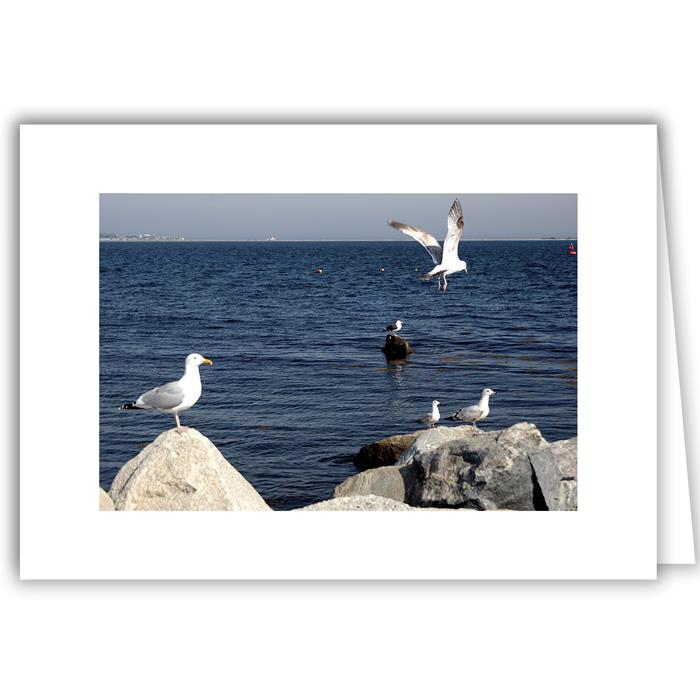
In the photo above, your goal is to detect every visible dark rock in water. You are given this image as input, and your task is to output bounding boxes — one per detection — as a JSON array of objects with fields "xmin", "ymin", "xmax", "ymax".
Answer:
[
  {"xmin": 382, "ymin": 335, "xmax": 413, "ymax": 359},
  {"xmin": 353, "ymin": 431, "xmax": 422, "ymax": 469}
]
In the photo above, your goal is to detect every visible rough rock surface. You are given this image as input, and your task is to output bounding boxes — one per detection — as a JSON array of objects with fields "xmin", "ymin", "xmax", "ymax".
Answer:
[
  {"xmin": 99, "ymin": 487, "xmax": 115, "ymax": 511},
  {"xmin": 298, "ymin": 495, "xmax": 416, "ymax": 511},
  {"xmin": 353, "ymin": 431, "xmax": 422, "ymax": 469},
  {"xmin": 335, "ymin": 463, "xmax": 417, "ymax": 501},
  {"xmin": 399, "ymin": 423, "xmax": 546, "ymax": 510},
  {"xmin": 382, "ymin": 335, "xmax": 413, "ymax": 360},
  {"xmin": 338, "ymin": 423, "xmax": 577, "ymax": 511},
  {"xmin": 109, "ymin": 428, "xmax": 271, "ymax": 511},
  {"xmin": 548, "ymin": 437, "xmax": 578, "ymax": 510}
]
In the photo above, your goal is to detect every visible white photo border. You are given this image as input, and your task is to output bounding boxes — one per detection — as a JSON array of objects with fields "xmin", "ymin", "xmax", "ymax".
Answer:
[{"xmin": 20, "ymin": 124, "xmax": 657, "ymax": 579}]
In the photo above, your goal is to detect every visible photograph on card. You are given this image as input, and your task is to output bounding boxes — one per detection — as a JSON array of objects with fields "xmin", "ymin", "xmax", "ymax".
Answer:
[{"xmin": 99, "ymin": 193, "xmax": 577, "ymax": 512}]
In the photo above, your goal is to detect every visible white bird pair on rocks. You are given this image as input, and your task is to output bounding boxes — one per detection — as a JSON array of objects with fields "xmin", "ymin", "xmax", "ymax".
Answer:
[
  {"xmin": 416, "ymin": 388, "xmax": 497, "ymax": 430},
  {"xmin": 120, "ymin": 353, "xmax": 213, "ymax": 434}
]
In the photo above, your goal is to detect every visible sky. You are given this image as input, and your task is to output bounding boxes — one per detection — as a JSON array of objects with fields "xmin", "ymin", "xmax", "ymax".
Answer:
[{"xmin": 99, "ymin": 193, "xmax": 577, "ymax": 241}]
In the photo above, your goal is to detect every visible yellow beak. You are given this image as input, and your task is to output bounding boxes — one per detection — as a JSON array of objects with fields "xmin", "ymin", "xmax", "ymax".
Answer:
[{"xmin": 202, "ymin": 358, "xmax": 213, "ymax": 365}]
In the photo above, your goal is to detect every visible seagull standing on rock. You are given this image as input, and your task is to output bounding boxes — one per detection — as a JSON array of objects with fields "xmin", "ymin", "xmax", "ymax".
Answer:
[
  {"xmin": 446, "ymin": 388, "xmax": 497, "ymax": 428},
  {"xmin": 389, "ymin": 198, "xmax": 467, "ymax": 291},
  {"xmin": 417, "ymin": 400, "xmax": 441, "ymax": 429},
  {"xmin": 384, "ymin": 319, "xmax": 404, "ymax": 335},
  {"xmin": 120, "ymin": 353, "xmax": 213, "ymax": 434}
]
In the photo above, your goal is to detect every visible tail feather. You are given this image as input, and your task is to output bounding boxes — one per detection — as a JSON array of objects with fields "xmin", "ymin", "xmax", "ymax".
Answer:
[{"xmin": 420, "ymin": 270, "xmax": 438, "ymax": 281}]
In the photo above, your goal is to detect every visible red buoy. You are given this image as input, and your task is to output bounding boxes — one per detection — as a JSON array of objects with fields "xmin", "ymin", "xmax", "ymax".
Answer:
[{"xmin": 567, "ymin": 243, "xmax": 576, "ymax": 256}]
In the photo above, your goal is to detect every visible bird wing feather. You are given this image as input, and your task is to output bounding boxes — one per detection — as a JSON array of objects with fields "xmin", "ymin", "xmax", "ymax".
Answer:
[
  {"xmin": 441, "ymin": 199, "xmax": 464, "ymax": 264},
  {"xmin": 388, "ymin": 220, "xmax": 442, "ymax": 266},
  {"xmin": 137, "ymin": 381, "xmax": 186, "ymax": 410},
  {"xmin": 453, "ymin": 404, "xmax": 482, "ymax": 422}
]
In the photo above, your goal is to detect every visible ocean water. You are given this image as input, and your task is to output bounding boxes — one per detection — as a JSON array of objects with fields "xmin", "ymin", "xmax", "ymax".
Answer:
[{"xmin": 100, "ymin": 241, "xmax": 577, "ymax": 509}]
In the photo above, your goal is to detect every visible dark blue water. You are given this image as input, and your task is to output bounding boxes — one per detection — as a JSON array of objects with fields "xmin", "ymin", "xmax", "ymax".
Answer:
[{"xmin": 100, "ymin": 241, "xmax": 577, "ymax": 509}]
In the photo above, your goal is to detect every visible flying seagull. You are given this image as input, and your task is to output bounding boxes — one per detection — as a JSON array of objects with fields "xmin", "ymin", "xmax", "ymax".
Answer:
[
  {"xmin": 446, "ymin": 388, "xmax": 497, "ymax": 427},
  {"xmin": 416, "ymin": 400, "xmax": 441, "ymax": 429},
  {"xmin": 389, "ymin": 199, "xmax": 467, "ymax": 291},
  {"xmin": 384, "ymin": 319, "xmax": 404, "ymax": 335},
  {"xmin": 120, "ymin": 353, "xmax": 213, "ymax": 433}
]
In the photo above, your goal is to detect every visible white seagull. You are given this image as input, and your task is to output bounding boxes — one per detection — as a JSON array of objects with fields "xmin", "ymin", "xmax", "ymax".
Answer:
[
  {"xmin": 416, "ymin": 400, "xmax": 441, "ymax": 429},
  {"xmin": 384, "ymin": 319, "xmax": 404, "ymax": 335},
  {"xmin": 389, "ymin": 199, "xmax": 467, "ymax": 291},
  {"xmin": 446, "ymin": 388, "xmax": 497, "ymax": 428},
  {"xmin": 120, "ymin": 353, "xmax": 213, "ymax": 433}
]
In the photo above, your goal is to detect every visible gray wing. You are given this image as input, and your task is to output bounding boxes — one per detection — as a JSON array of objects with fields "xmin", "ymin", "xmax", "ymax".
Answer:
[
  {"xmin": 441, "ymin": 199, "xmax": 464, "ymax": 264},
  {"xmin": 388, "ymin": 220, "xmax": 442, "ymax": 265},
  {"xmin": 452, "ymin": 404, "xmax": 482, "ymax": 422},
  {"xmin": 136, "ymin": 381, "xmax": 185, "ymax": 410}
]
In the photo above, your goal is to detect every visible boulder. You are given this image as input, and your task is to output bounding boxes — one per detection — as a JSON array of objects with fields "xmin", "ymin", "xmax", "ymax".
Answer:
[
  {"xmin": 339, "ymin": 423, "xmax": 577, "ymax": 511},
  {"xmin": 544, "ymin": 437, "xmax": 578, "ymax": 510},
  {"xmin": 399, "ymin": 423, "xmax": 544, "ymax": 510},
  {"xmin": 99, "ymin": 487, "xmax": 115, "ymax": 511},
  {"xmin": 353, "ymin": 430, "xmax": 422, "ymax": 469},
  {"xmin": 382, "ymin": 335, "xmax": 413, "ymax": 360},
  {"xmin": 109, "ymin": 428, "xmax": 271, "ymax": 511},
  {"xmin": 298, "ymin": 495, "xmax": 415, "ymax": 511},
  {"xmin": 335, "ymin": 463, "xmax": 418, "ymax": 501},
  {"xmin": 551, "ymin": 437, "xmax": 578, "ymax": 480}
]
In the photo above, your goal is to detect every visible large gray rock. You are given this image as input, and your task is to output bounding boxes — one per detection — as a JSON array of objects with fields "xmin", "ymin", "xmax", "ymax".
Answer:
[
  {"xmin": 99, "ymin": 487, "xmax": 115, "ymax": 511},
  {"xmin": 547, "ymin": 437, "xmax": 578, "ymax": 510},
  {"xmin": 353, "ymin": 431, "xmax": 422, "ymax": 469},
  {"xmin": 339, "ymin": 423, "xmax": 577, "ymax": 511},
  {"xmin": 335, "ymin": 463, "xmax": 418, "ymax": 501},
  {"xmin": 298, "ymin": 495, "xmax": 416, "ymax": 511},
  {"xmin": 109, "ymin": 428, "xmax": 271, "ymax": 511},
  {"xmin": 404, "ymin": 423, "xmax": 545, "ymax": 509},
  {"xmin": 395, "ymin": 423, "xmax": 554, "ymax": 510}
]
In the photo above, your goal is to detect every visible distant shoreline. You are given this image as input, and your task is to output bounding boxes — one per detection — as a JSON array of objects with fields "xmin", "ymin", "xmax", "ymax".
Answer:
[{"xmin": 99, "ymin": 238, "xmax": 578, "ymax": 243}]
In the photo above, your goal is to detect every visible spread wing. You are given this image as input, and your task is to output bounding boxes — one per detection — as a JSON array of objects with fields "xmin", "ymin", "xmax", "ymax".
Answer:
[
  {"xmin": 388, "ymin": 220, "xmax": 442, "ymax": 266},
  {"xmin": 136, "ymin": 381, "xmax": 185, "ymax": 410},
  {"xmin": 441, "ymin": 199, "xmax": 464, "ymax": 264}
]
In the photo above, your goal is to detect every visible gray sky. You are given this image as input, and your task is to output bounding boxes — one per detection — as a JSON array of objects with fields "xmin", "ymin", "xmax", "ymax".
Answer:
[{"xmin": 100, "ymin": 193, "xmax": 577, "ymax": 240}]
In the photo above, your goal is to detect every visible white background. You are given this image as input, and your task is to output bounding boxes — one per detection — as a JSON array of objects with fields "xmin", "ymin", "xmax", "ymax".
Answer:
[{"xmin": 3, "ymin": 1, "xmax": 698, "ymax": 698}]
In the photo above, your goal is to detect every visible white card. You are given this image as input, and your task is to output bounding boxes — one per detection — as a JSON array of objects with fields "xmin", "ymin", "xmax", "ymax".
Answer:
[{"xmin": 20, "ymin": 124, "xmax": 663, "ymax": 579}]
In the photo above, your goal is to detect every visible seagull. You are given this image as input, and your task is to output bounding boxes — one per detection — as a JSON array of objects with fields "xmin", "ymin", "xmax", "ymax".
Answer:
[
  {"xmin": 446, "ymin": 388, "xmax": 497, "ymax": 428},
  {"xmin": 120, "ymin": 353, "xmax": 213, "ymax": 434},
  {"xmin": 389, "ymin": 198, "xmax": 466, "ymax": 291},
  {"xmin": 416, "ymin": 400, "xmax": 441, "ymax": 429},
  {"xmin": 384, "ymin": 319, "xmax": 404, "ymax": 335}
]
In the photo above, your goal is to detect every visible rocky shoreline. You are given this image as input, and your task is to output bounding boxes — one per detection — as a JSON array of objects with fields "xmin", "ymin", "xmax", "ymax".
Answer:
[{"xmin": 100, "ymin": 423, "xmax": 577, "ymax": 512}]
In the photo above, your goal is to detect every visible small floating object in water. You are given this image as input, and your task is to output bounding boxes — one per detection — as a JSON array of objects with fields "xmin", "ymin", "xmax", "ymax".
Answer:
[
  {"xmin": 315, "ymin": 267, "xmax": 323, "ymax": 273},
  {"xmin": 567, "ymin": 243, "xmax": 577, "ymax": 255},
  {"xmin": 379, "ymin": 267, "xmax": 385, "ymax": 272}
]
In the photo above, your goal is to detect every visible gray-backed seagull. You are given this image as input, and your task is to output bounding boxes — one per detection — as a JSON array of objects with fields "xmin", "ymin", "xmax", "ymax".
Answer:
[
  {"xmin": 389, "ymin": 199, "xmax": 467, "ymax": 291},
  {"xmin": 120, "ymin": 352, "xmax": 213, "ymax": 433},
  {"xmin": 446, "ymin": 388, "xmax": 497, "ymax": 427}
]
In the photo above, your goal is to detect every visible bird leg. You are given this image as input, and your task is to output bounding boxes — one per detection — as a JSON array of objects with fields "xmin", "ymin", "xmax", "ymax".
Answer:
[
  {"xmin": 443, "ymin": 273, "xmax": 448, "ymax": 290},
  {"xmin": 175, "ymin": 414, "xmax": 183, "ymax": 434}
]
